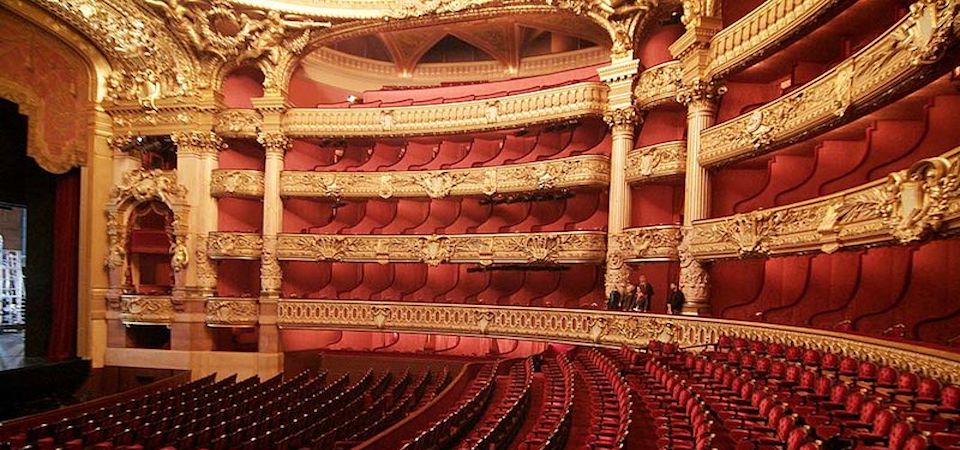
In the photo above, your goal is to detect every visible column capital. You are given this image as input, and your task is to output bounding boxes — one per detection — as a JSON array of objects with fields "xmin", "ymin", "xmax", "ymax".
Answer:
[
  {"xmin": 257, "ymin": 132, "xmax": 291, "ymax": 157},
  {"xmin": 603, "ymin": 106, "xmax": 641, "ymax": 132},
  {"xmin": 675, "ymin": 79, "xmax": 725, "ymax": 110}
]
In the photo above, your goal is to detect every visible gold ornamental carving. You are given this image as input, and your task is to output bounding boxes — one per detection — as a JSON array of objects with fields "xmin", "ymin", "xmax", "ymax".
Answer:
[
  {"xmin": 120, "ymin": 295, "xmax": 175, "ymax": 325},
  {"xmin": 619, "ymin": 225, "xmax": 682, "ymax": 261},
  {"xmin": 675, "ymin": 78, "xmax": 726, "ymax": 107},
  {"xmin": 272, "ymin": 231, "xmax": 607, "ymax": 265},
  {"xmin": 602, "ymin": 106, "xmax": 640, "ymax": 131},
  {"xmin": 205, "ymin": 298, "xmax": 259, "ymax": 326},
  {"xmin": 211, "ymin": 170, "xmax": 266, "ymax": 198},
  {"xmin": 282, "ymin": 82, "xmax": 607, "ymax": 137},
  {"xmin": 626, "ymin": 140, "xmax": 686, "ymax": 183},
  {"xmin": 281, "ymin": 155, "xmax": 609, "ymax": 199},
  {"xmin": 261, "ymin": 236, "xmax": 283, "ymax": 294},
  {"xmin": 195, "ymin": 234, "xmax": 218, "ymax": 290},
  {"xmin": 276, "ymin": 299, "xmax": 960, "ymax": 384},
  {"xmin": 110, "ymin": 169, "xmax": 187, "ymax": 205},
  {"xmin": 700, "ymin": 0, "xmax": 960, "ymax": 166},
  {"xmin": 0, "ymin": 78, "xmax": 82, "ymax": 174},
  {"xmin": 207, "ymin": 232, "xmax": 264, "ymax": 259},
  {"xmin": 689, "ymin": 147, "xmax": 960, "ymax": 260},
  {"xmin": 215, "ymin": 109, "xmax": 263, "ymax": 138},
  {"xmin": 634, "ymin": 60, "xmax": 682, "ymax": 109},
  {"xmin": 171, "ymin": 131, "xmax": 224, "ymax": 156}
]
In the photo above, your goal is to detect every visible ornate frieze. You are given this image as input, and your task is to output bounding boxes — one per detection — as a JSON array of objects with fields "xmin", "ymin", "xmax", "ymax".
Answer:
[
  {"xmin": 171, "ymin": 131, "xmax": 223, "ymax": 156},
  {"xmin": 120, "ymin": 295, "xmax": 175, "ymax": 325},
  {"xmin": 706, "ymin": 0, "xmax": 847, "ymax": 78},
  {"xmin": 277, "ymin": 299, "xmax": 960, "ymax": 384},
  {"xmin": 205, "ymin": 298, "xmax": 259, "ymax": 326},
  {"xmin": 282, "ymin": 82, "xmax": 607, "ymax": 137},
  {"xmin": 618, "ymin": 225, "xmax": 682, "ymax": 261},
  {"xmin": 688, "ymin": 148, "xmax": 960, "ymax": 259},
  {"xmin": 273, "ymin": 231, "xmax": 607, "ymax": 265},
  {"xmin": 110, "ymin": 169, "xmax": 187, "ymax": 205},
  {"xmin": 625, "ymin": 140, "xmax": 686, "ymax": 183},
  {"xmin": 207, "ymin": 232, "xmax": 264, "ymax": 259},
  {"xmin": 215, "ymin": 109, "xmax": 263, "ymax": 138},
  {"xmin": 281, "ymin": 155, "xmax": 609, "ymax": 199},
  {"xmin": 700, "ymin": 0, "xmax": 960, "ymax": 166},
  {"xmin": 211, "ymin": 170, "xmax": 266, "ymax": 198},
  {"xmin": 634, "ymin": 60, "xmax": 682, "ymax": 110}
]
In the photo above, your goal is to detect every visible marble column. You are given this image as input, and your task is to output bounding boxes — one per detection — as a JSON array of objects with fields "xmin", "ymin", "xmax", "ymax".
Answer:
[
  {"xmin": 256, "ymin": 132, "xmax": 288, "ymax": 356},
  {"xmin": 603, "ymin": 108, "xmax": 638, "ymax": 296}
]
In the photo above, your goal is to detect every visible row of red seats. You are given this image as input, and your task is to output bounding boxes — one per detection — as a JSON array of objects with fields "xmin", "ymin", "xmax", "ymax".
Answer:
[
  {"xmin": 573, "ymin": 348, "xmax": 632, "ymax": 449},
  {"xmin": 636, "ymin": 358, "xmax": 723, "ymax": 450},
  {"xmin": 401, "ymin": 362, "xmax": 500, "ymax": 450},
  {"xmin": 518, "ymin": 352, "xmax": 575, "ymax": 450},
  {"xmin": 458, "ymin": 358, "xmax": 533, "ymax": 450}
]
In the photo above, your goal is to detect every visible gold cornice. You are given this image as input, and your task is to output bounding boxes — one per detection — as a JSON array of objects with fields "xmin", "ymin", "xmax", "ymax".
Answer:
[
  {"xmin": 634, "ymin": 60, "xmax": 681, "ymax": 110},
  {"xmin": 625, "ymin": 140, "xmax": 686, "ymax": 183},
  {"xmin": 688, "ymin": 147, "xmax": 960, "ymax": 259},
  {"xmin": 705, "ymin": 0, "xmax": 847, "ymax": 78},
  {"xmin": 619, "ymin": 225, "xmax": 682, "ymax": 262},
  {"xmin": 274, "ymin": 231, "xmax": 607, "ymax": 265},
  {"xmin": 282, "ymin": 81, "xmax": 608, "ymax": 137},
  {"xmin": 206, "ymin": 298, "xmax": 259, "ymax": 326},
  {"xmin": 120, "ymin": 295, "xmax": 175, "ymax": 325},
  {"xmin": 108, "ymin": 100, "xmax": 219, "ymax": 136},
  {"xmin": 207, "ymin": 232, "xmax": 264, "ymax": 260},
  {"xmin": 701, "ymin": 1, "xmax": 960, "ymax": 166},
  {"xmin": 211, "ymin": 170, "xmax": 266, "ymax": 199},
  {"xmin": 276, "ymin": 299, "xmax": 960, "ymax": 384},
  {"xmin": 281, "ymin": 155, "xmax": 610, "ymax": 200}
]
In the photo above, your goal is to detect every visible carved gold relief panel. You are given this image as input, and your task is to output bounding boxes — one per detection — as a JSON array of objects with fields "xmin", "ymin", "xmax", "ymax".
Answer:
[
  {"xmin": 120, "ymin": 295, "xmax": 174, "ymax": 325},
  {"xmin": 689, "ymin": 148, "xmax": 960, "ymax": 259},
  {"xmin": 625, "ymin": 141, "xmax": 686, "ymax": 183},
  {"xmin": 618, "ymin": 226, "xmax": 682, "ymax": 261},
  {"xmin": 281, "ymin": 155, "xmax": 609, "ymax": 199},
  {"xmin": 207, "ymin": 232, "xmax": 264, "ymax": 260},
  {"xmin": 211, "ymin": 170, "xmax": 265, "ymax": 198},
  {"xmin": 205, "ymin": 298, "xmax": 259, "ymax": 326},
  {"xmin": 700, "ymin": 1, "xmax": 960, "ymax": 166},
  {"xmin": 274, "ymin": 232, "xmax": 607, "ymax": 265},
  {"xmin": 277, "ymin": 300, "xmax": 960, "ymax": 384},
  {"xmin": 634, "ymin": 61, "xmax": 682, "ymax": 110}
]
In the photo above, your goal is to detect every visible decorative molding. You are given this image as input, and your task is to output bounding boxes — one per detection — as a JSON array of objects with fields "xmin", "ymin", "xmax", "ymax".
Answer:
[
  {"xmin": 120, "ymin": 295, "xmax": 174, "ymax": 325},
  {"xmin": 619, "ymin": 225, "xmax": 682, "ymax": 262},
  {"xmin": 0, "ymin": 77, "xmax": 83, "ymax": 174},
  {"xmin": 207, "ymin": 232, "xmax": 264, "ymax": 260},
  {"xmin": 276, "ymin": 300, "xmax": 960, "ymax": 384},
  {"xmin": 634, "ymin": 60, "xmax": 682, "ymax": 110},
  {"xmin": 281, "ymin": 155, "xmax": 609, "ymax": 199},
  {"xmin": 211, "ymin": 169, "xmax": 266, "ymax": 198},
  {"xmin": 282, "ymin": 82, "xmax": 607, "ymax": 137},
  {"xmin": 110, "ymin": 169, "xmax": 187, "ymax": 205},
  {"xmin": 215, "ymin": 109, "xmax": 263, "ymax": 138},
  {"xmin": 272, "ymin": 231, "xmax": 607, "ymax": 265},
  {"xmin": 625, "ymin": 140, "xmax": 686, "ymax": 183},
  {"xmin": 706, "ymin": 0, "xmax": 847, "ymax": 78},
  {"xmin": 205, "ymin": 298, "xmax": 259, "ymax": 326},
  {"xmin": 688, "ymin": 148, "xmax": 960, "ymax": 259},
  {"xmin": 701, "ymin": 1, "xmax": 960, "ymax": 166},
  {"xmin": 171, "ymin": 131, "xmax": 224, "ymax": 156}
]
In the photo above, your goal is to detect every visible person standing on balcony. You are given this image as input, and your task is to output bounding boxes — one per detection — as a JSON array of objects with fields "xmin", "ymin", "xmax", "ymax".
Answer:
[
  {"xmin": 668, "ymin": 282, "xmax": 685, "ymax": 315},
  {"xmin": 607, "ymin": 288, "xmax": 622, "ymax": 311},
  {"xmin": 636, "ymin": 275, "xmax": 654, "ymax": 312}
]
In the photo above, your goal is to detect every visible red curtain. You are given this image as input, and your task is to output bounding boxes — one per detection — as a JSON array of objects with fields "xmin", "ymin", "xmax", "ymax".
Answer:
[{"xmin": 47, "ymin": 169, "xmax": 80, "ymax": 360}]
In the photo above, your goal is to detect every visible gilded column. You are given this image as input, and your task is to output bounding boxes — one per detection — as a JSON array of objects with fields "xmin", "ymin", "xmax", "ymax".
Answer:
[
  {"xmin": 257, "ymin": 132, "xmax": 288, "ymax": 297},
  {"xmin": 598, "ymin": 59, "xmax": 640, "ymax": 296},
  {"xmin": 676, "ymin": 82, "xmax": 723, "ymax": 315}
]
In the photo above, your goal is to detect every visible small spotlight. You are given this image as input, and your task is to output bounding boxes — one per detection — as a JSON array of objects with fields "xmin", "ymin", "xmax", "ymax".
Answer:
[
  {"xmin": 346, "ymin": 95, "xmax": 359, "ymax": 104},
  {"xmin": 135, "ymin": 136, "xmax": 144, "ymax": 143}
]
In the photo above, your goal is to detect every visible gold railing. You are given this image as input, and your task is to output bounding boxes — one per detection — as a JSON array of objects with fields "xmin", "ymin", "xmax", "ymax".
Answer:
[
  {"xmin": 619, "ymin": 225, "xmax": 682, "ymax": 262},
  {"xmin": 689, "ymin": 147, "xmax": 960, "ymax": 259},
  {"xmin": 211, "ymin": 169, "xmax": 265, "ymax": 198},
  {"xmin": 207, "ymin": 232, "xmax": 263, "ymax": 260},
  {"xmin": 706, "ymin": 0, "xmax": 848, "ymax": 78},
  {"xmin": 625, "ymin": 140, "xmax": 686, "ymax": 183},
  {"xmin": 276, "ymin": 300, "xmax": 960, "ymax": 384},
  {"xmin": 282, "ymin": 82, "xmax": 608, "ymax": 138},
  {"xmin": 274, "ymin": 231, "xmax": 607, "ymax": 265},
  {"xmin": 120, "ymin": 295, "xmax": 174, "ymax": 325},
  {"xmin": 206, "ymin": 297, "xmax": 259, "ymax": 327},
  {"xmin": 701, "ymin": 1, "xmax": 958, "ymax": 166},
  {"xmin": 280, "ymin": 155, "xmax": 609, "ymax": 199},
  {"xmin": 634, "ymin": 60, "xmax": 681, "ymax": 110}
]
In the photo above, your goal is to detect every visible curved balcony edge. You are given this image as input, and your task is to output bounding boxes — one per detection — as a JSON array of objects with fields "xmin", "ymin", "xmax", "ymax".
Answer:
[
  {"xmin": 625, "ymin": 140, "xmax": 686, "ymax": 183},
  {"xmin": 275, "ymin": 299, "xmax": 960, "ymax": 384}
]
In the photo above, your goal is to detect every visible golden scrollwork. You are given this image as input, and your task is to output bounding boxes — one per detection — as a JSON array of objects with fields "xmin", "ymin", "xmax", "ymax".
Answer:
[
  {"xmin": 260, "ymin": 235, "xmax": 283, "ymax": 294},
  {"xmin": 634, "ymin": 60, "xmax": 682, "ymax": 109},
  {"xmin": 675, "ymin": 78, "xmax": 726, "ymax": 107},
  {"xmin": 276, "ymin": 299, "xmax": 960, "ymax": 383},
  {"xmin": 618, "ymin": 225, "xmax": 682, "ymax": 261},
  {"xmin": 211, "ymin": 170, "xmax": 266, "ymax": 198},
  {"xmin": 282, "ymin": 82, "xmax": 607, "ymax": 137},
  {"xmin": 207, "ymin": 232, "xmax": 264, "ymax": 259},
  {"xmin": 625, "ymin": 140, "xmax": 686, "ymax": 183},
  {"xmin": 271, "ymin": 231, "xmax": 607, "ymax": 265},
  {"xmin": 110, "ymin": 169, "xmax": 187, "ymax": 205},
  {"xmin": 280, "ymin": 155, "xmax": 609, "ymax": 199},
  {"xmin": 120, "ymin": 295, "xmax": 175, "ymax": 325},
  {"xmin": 701, "ymin": 0, "xmax": 960, "ymax": 166},
  {"xmin": 689, "ymin": 147, "xmax": 960, "ymax": 259},
  {"xmin": 205, "ymin": 298, "xmax": 259, "ymax": 326},
  {"xmin": 602, "ymin": 105, "xmax": 640, "ymax": 131},
  {"xmin": 195, "ymin": 234, "xmax": 218, "ymax": 290},
  {"xmin": 171, "ymin": 131, "xmax": 223, "ymax": 156},
  {"xmin": 215, "ymin": 109, "xmax": 263, "ymax": 137}
]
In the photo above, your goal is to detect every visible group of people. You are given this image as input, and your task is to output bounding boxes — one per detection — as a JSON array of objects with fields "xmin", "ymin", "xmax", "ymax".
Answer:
[{"xmin": 606, "ymin": 275, "xmax": 686, "ymax": 315}]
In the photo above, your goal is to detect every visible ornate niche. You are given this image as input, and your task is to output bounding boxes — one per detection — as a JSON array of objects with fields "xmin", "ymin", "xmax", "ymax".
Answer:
[{"xmin": 105, "ymin": 168, "xmax": 190, "ymax": 312}]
